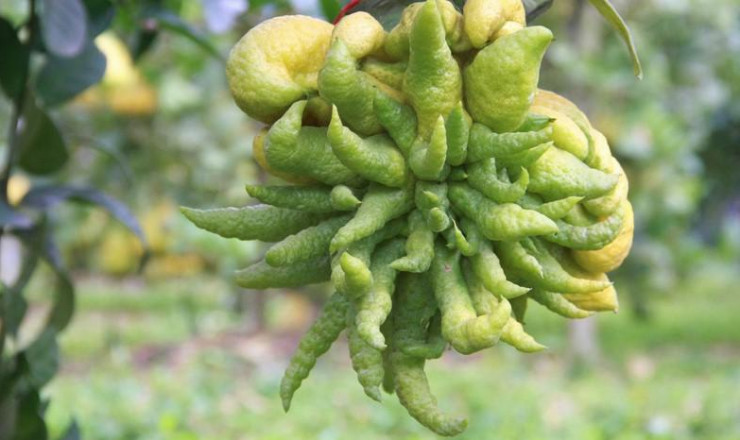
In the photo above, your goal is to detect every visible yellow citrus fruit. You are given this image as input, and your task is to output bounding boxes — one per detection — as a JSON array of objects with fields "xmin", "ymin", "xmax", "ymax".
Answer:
[
  {"xmin": 8, "ymin": 174, "xmax": 31, "ymax": 206},
  {"xmin": 75, "ymin": 33, "xmax": 158, "ymax": 115},
  {"xmin": 97, "ymin": 32, "xmax": 140, "ymax": 87},
  {"xmin": 107, "ymin": 83, "xmax": 157, "ymax": 116},
  {"xmin": 99, "ymin": 227, "xmax": 142, "ymax": 275},
  {"xmin": 572, "ymin": 200, "xmax": 634, "ymax": 273}
]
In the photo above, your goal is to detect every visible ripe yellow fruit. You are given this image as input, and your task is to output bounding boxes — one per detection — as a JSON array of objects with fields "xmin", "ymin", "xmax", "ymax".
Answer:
[
  {"xmin": 106, "ymin": 84, "xmax": 157, "ymax": 116},
  {"xmin": 564, "ymin": 284, "xmax": 619, "ymax": 312},
  {"xmin": 8, "ymin": 175, "xmax": 31, "ymax": 206},
  {"xmin": 572, "ymin": 200, "xmax": 634, "ymax": 273},
  {"xmin": 99, "ymin": 227, "xmax": 142, "ymax": 275},
  {"xmin": 141, "ymin": 201, "xmax": 176, "ymax": 255},
  {"xmin": 74, "ymin": 33, "xmax": 158, "ymax": 115}
]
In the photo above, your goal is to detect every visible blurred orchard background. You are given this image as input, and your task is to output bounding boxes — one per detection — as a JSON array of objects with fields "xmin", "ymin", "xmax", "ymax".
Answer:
[{"xmin": 0, "ymin": 0, "xmax": 739, "ymax": 439}]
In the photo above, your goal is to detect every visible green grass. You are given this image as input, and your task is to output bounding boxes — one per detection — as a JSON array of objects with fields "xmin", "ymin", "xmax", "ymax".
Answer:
[
  {"xmin": 58, "ymin": 277, "xmax": 239, "ymax": 359},
  {"xmin": 45, "ymin": 273, "xmax": 740, "ymax": 440}
]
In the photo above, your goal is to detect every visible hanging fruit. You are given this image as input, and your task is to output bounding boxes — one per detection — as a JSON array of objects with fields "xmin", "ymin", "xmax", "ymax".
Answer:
[{"xmin": 183, "ymin": 0, "xmax": 640, "ymax": 435}]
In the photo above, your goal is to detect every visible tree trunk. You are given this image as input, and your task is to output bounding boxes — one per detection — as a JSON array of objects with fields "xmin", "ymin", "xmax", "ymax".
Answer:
[{"xmin": 568, "ymin": 317, "xmax": 600, "ymax": 366}]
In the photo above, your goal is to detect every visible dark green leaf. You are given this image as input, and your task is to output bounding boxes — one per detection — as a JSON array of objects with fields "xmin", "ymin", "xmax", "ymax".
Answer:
[
  {"xmin": 319, "ymin": 0, "xmax": 341, "ymax": 21},
  {"xmin": 41, "ymin": 0, "xmax": 88, "ymax": 57},
  {"xmin": 522, "ymin": 0, "xmax": 554, "ymax": 22},
  {"xmin": 20, "ymin": 185, "xmax": 147, "ymax": 244},
  {"xmin": 1, "ymin": 299, "xmax": 32, "ymax": 345},
  {"xmin": 17, "ymin": 100, "xmax": 69, "ymax": 175},
  {"xmin": 0, "ymin": 200, "xmax": 34, "ymax": 229},
  {"xmin": 15, "ymin": 222, "xmax": 76, "ymax": 332},
  {"xmin": 41, "ymin": 241, "xmax": 75, "ymax": 333},
  {"xmin": 13, "ymin": 388, "xmax": 48, "ymax": 440},
  {"xmin": 131, "ymin": 28, "xmax": 159, "ymax": 61},
  {"xmin": 0, "ymin": 395, "xmax": 16, "ymax": 439},
  {"xmin": 0, "ymin": 17, "xmax": 28, "ymax": 101},
  {"xmin": 84, "ymin": 0, "xmax": 116, "ymax": 37},
  {"xmin": 351, "ymin": 0, "xmax": 408, "ymax": 29},
  {"xmin": 587, "ymin": 0, "xmax": 643, "ymax": 78},
  {"xmin": 0, "ymin": 282, "xmax": 6, "ymax": 357},
  {"xmin": 35, "ymin": 40, "xmax": 107, "ymax": 107},
  {"xmin": 2, "ymin": 248, "xmax": 37, "ymax": 337},
  {"xmin": 143, "ymin": 8, "xmax": 224, "ymax": 61},
  {"xmin": 24, "ymin": 330, "xmax": 59, "ymax": 389},
  {"xmin": 0, "ymin": 17, "xmax": 30, "ymax": 102},
  {"xmin": 0, "ymin": 354, "xmax": 28, "ymax": 401},
  {"xmin": 3, "ymin": 285, "xmax": 28, "ymax": 340},
  {"xmin": 58, "ymin": 420, "xmax": 80, "ymax": 440},
  {"xmin": 202, "ymin": 0, "xmax": 247, "ymax": 34}
]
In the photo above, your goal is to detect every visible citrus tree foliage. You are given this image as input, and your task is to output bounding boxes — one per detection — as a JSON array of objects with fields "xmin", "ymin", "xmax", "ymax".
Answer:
[{"xmin": 0, "ymin": 1, "xmax": 248, "ymax": 438}]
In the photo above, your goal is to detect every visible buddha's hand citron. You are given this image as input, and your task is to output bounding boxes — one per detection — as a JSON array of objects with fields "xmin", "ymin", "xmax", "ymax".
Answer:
[{"xmin": 184, "ymin": 1, "xmax": 637, "ymax": 435}]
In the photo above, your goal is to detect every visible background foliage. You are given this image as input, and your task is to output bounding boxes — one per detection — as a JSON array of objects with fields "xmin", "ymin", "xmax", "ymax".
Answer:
[{"xmin": 0, "ymin": 0, "xmax": 738, "ymax": 438}]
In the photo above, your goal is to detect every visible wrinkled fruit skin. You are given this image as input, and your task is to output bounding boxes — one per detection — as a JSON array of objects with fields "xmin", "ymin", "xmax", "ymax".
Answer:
[{"xmin": 185, "ymin": 0, "xmax": 634, "ymax": 436}]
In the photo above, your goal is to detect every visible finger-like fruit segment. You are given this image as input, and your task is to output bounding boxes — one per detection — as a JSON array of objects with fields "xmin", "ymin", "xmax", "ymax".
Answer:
[
  {"xmin": 573, "ymin": 200, "xmax": 634, "ymax": 272},
  {"xmin": 464, "ymin": 26, "xmax": 553, "ymax": 132}
]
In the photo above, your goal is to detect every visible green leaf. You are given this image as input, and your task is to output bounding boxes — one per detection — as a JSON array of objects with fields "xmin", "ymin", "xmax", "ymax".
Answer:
[
  {"xmin": 587, "ymin": 0, "xmax": 643, "ymax": 78},
  {"xmin": 3, "ymin": 282, "xmax": 29, "ymax": 340},
  {"xmin": 84, "ymin": 0, "xmax": 116, "ymax": 37},
  {"xmin": 1, "ymin": 226, "xmax": 41, "ymax": 346},
  {"xmin": 35, "ymin": 40, "xmax": 107, "ymax": 107},
  {"xmin": 2, "ymin": 249, "xmax": 38, "ymax": 338},
  {"xmin": 522, "ymin": 0, "xmax": 554, "ymax": 22},
  {"xmin": 144, "ymin": 8, "xmax": 224, "ymax": 61},
  {"xmin": 15, "ymin": 222, "xmax": 76, "ymax": 333},
  {"xmin": 11, "ymin": 183, "xmax": 146, "ymax": 335},
  {"xmin": 350, "ymin": 0, "xmax": 407, "ymax": 29},
  {"xmin": 41, "ymin": 0, "xmax": 88, "ymax": 57},
  {"xmin": 0, "ymin": 394, "xmax": 15, "ymax": 439},
  {"xmin": 131, "ymin": 28, "xmax": 158, "ymax": 61},
  {"xmin": 24, "ymin": 330, "xmax": 59, "ymax": 389},
  {"xmin": 0, "ymin": 345, "xmax": 29, "ymax": 390},
  {"xmin": 45, "ymin": 265, "xmax": 75, "ymax": 334},
  {"xmin": 12, "ymin": 388, "xmax": 48, "ymax": 440},
  {"xmin": 18, "ymin": 100, "xmax": 69, "ymax": 175},
  {"xmin": 319, "ymin": 0, "xmax": 341, "ymax": 21},
  {"xmin": 0, "ymin": 17, "xmax": 30, "ymax": 102},
  {"xmin": 20, "ymin": 185, "xmax": 147, "ymax": 244},
  {"xmin": 15, "ymin": 104, "xmax": 65, "ymax": 173}
]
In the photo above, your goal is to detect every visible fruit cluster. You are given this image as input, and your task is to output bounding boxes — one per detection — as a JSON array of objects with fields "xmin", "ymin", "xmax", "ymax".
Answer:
[{"xmin": 183, "ymin": 0, "xmax": 634, "ymax": 435}]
